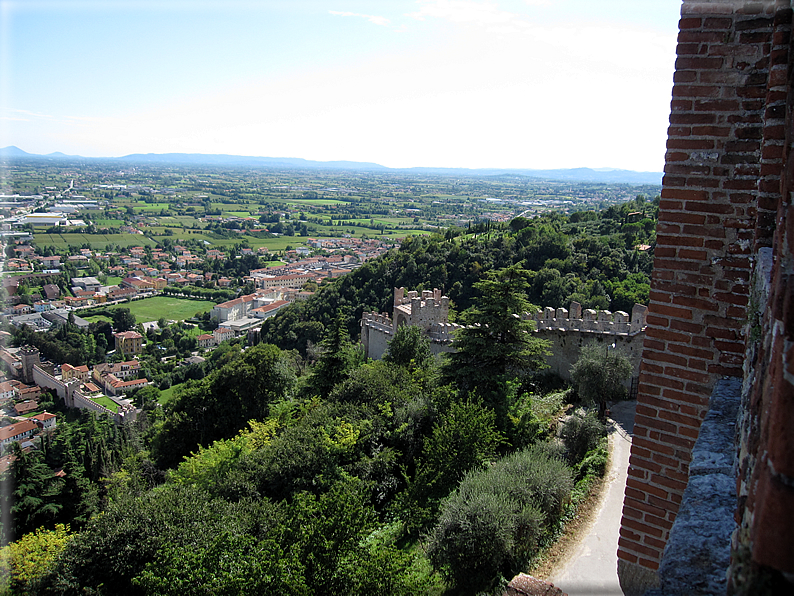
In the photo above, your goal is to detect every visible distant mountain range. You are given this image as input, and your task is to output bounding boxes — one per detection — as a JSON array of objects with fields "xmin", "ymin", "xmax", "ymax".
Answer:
[{"xmin": 0, "ymin": 146, "xmax": 663, "ymax": 185}]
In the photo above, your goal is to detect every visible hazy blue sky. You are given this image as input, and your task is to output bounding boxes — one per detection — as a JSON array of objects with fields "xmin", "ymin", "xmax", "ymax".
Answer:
[{"xmin": 1, "ymin": 0, "xmax": 682, "ymax": 171}]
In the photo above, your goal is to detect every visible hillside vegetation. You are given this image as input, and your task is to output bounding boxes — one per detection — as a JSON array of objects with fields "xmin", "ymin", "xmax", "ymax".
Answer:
[{"xmin": 0, "ymin": 197, "xmax": 654, "ymax": 595}]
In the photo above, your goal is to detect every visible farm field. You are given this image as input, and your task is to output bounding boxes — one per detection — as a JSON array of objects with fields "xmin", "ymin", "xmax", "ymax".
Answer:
[
  {"xmin": 34, "ymin": 233, "xmax": 156, "ymax": 249},
  {"xmin": 282, "ymin": 198, "xmax": 351, "ymax": 205}
]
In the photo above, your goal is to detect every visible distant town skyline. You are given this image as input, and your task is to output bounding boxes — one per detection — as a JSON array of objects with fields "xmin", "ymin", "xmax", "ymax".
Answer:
[{"xmin": 1, "ymin": 0, "xmax": 681, "ymax": 172}]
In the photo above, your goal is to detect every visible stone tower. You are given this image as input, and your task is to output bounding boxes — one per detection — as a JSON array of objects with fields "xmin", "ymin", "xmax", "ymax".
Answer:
[{"xmin": 19, "ymin": 345, "xmax": 40, "ymax": 384}]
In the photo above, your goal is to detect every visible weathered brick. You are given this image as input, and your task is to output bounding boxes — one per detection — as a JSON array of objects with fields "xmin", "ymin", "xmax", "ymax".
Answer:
[
  {"xmin": 681, "ymin": 224, "xmax": 726, "ymax": 237},
  {"xmin": 649, "ymin": 290, "xmax": 672, "ymax": 304},
  {"xmin": 670, "ymin": 319, "xmax": 704, "ymax": 334},
  {"xmin": 661, "ymin": 212, "xmax": 707, "ymax": 225},
  {"xmin": 617, "ymin": 549, "xmax": 639, "ymax": 564},
  {"xmin": 627, "ymin": 478, "xmax": 669, "ymax": 501},
  {"xmin": 694, "ymin": 98, "xmax": 741, "ymax": 112},
  {"xmin": 667, "ymin": 138, "xmax": 716, "ymax": 150},
  {"xmin": 619, "ymin": 535, "xmax": 663, "ymax": 558},
  {"xmin": 656, "ymin": 234, "xmax": 705, "ymax": 247},
  {"xmin": 671, "ymin": 295, "xmax": 720, "ymax": 311},
  {"xmin": 685, "ymin": 176, "xmax": 721, "ymax": 188},
  {"xmin": 651, "ymin": 303, "xmax": 695, "ymax": 320},
  {"xmin": 646, "ymin": 314, "xmax": 670, "ymax": 328},
  {"xmin": 646, "ymin": 327, "xmax": 694, "ymax": 344},
  {"xmin": 664, "ymin": 365, "xmax": 711, "ymax": 384},
  {"xmin": 713, "ymin": 291, "xmax": 751, "ymax": 305},
  {"xmin": 625, "ymin": 497, "xmax": 668, "ymax": 520},
  {"xmin": 668, "ymin": 343, "xmax": 714, "ymax": 361},
  {"xmin": 645, "ymin": 535, "xmax": 668, "ymax": 550},
  {"xmin": 670, "ymin": 112, "xmax": 717, "ymax": 125},
  {"xmin": 673, "ymin": 84, "xmax": 722, "ymax": 98},
  {"xmin": 661, "ymin": 188, "xmax": 710, "ymax": 201},
  {"xmin": 703, "ymin": 325, "xmax": 740, "ymax": 340},
  {"xmin": 654, "ymin": 259, "xmax": 702, "ymax": 272},
  {"xmin": 678, "ymin": 31, "xmax": 727, "ymax": 44},
  {"xmin": 684, "ymin": 201, "xmax": 735, "ymax": 214},
  {"xmin": 639, "ymin": 372, "xmax": 685, "ymax": 391},
  {"xmin": 678, "ymin": 248, "xmax": 708, "ymax": 260},
  {"xmin": 676, "ymin": 56, "xmax": 724, "ymax": 70},
  {"xmin": 639, "ymin": 558, "xmax": 661, "ymax": 571},
  {"xmin": 646, "ymin": 351, "xmax": 690, "ymax": 368},
  {"xmin": 691, "ymin": 125, "xmax": 731, "ymax": 136},
  {"xmin": 723, "ymin": 179, "xmax": 759, "ymax": 190},
  {"xmin": 638, "ymin": 415, "xmax": 679, "ymax": 435},
  {"xmin": 702, "ymin": 17, "xmax": 733, "ymax": 30}
]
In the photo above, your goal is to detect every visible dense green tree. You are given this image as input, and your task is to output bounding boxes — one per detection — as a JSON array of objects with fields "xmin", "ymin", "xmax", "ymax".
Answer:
[
  {"xmin": 110, "ymin": 308, "xmax": 136, "ymax": 332},
  {"xmin": 570, "ymin": 343, "xmax": 633, "ymax": 419},
  {"xmin": 151, "ymin": 343, "xmax": 296, "ymax": 469},
  {"xmin": 398, "ymin": 398, "xmax": 504, "ymax": 533},
  {"xmin": 0, "ymin": 524, "xmax": 73, "ymax": 596},
  {"xmin": 443, "ymin": 264, "xmax": 550, "ymax": 422},
  {"xmin": 1, "ymin": 446, "xmax": 64, "ymax": 543},
  {"xmin": 383, "ymin": 324, "xmax": 432, "ymax": 369},
  {"xmin": 306, "ymin": 311, "xmax": 363, "ymax": 397}
]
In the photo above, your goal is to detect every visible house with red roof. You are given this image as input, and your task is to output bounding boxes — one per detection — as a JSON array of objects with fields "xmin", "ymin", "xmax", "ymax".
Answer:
[{"xmin": 0, "ymin": 420, "xmax": 38, "ymax": 450}]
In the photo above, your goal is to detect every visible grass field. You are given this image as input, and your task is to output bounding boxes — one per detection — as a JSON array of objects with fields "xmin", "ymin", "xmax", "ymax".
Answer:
[
  {"xmin": 105, "ymin": 276, "xmax": 123, "ymax": 286},
  {"xmin": 158, "ymin": 384, "xmax": 180, "ymax": 404},
  {"xmin": 283, "ymin": 199, "xmax": 351, "ymax": 205},
  {"xmin": 133, "ymin": 203, "xmax": 172, "ymax": 211},
  {"xmin": 33, "ymin": 233, "xmax": 156, "ymax": 249},
  {"xmin": 146, "ymin": 233, "xmax": 309, "ymax": 251},
  {"xmin": 91, "ymin": 396, "xmax": 119, "ymax": 413},
  {"xmin": 117, "ymin": 296, "xmax": 216, "ymax": 322},
  {"xmin": 81, "ymin": 314, "xmax": 113, "ymax": 324},
  {"xmin": 395, "ymin": 229, "xmax": 433, "ymax": 236}
]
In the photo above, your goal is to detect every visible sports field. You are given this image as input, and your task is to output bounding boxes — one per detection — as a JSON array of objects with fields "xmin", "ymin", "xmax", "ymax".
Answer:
[{"xmin": 107, "ymin": 296, "xmax": 216, "ymax": 323}]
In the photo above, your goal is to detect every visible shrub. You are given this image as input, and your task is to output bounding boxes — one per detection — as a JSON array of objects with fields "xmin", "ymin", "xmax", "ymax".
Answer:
[
  {"xmin": 560, "ymin": 409, "xmax": 607, "ymax": 465},
  {"xmin": 576, "ymin": 442, "xmax": 609, "ymax": 481},
  {"xmin": 426, "ymin": 443, "xmax": 573, "ymax": 595}
]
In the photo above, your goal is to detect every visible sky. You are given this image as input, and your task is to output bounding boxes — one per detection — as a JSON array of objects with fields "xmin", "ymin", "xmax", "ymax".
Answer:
[{"xmin": 0, "ymin": 0, "xmax": 682, "ymax": 171}]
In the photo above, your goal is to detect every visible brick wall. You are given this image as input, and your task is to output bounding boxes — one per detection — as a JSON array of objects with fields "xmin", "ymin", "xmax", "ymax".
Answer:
[
  {"xmin": 617, "ymin": 2, "xmax": 783, "ymax": 593},
  {"xmin": 729, "ymin": 1, "xmax": 794, "ymax": 591}
]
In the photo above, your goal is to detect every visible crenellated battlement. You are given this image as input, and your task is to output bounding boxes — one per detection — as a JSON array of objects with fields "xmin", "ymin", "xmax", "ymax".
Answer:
[
  {"xmin": 393, "ymin": 287, "xmax": 447, "ymax": 308},
  {"xmin": 533, "ymin": 301, "xmax": 647, "ymax": 335},
  {"xmin": 362, "ymin": 289, "xmax": 648, "ymax": 362},
  {"xmin": 360, "ymin": 312, "xmax": 394, "ymax": 333},
  {"xmin": 427, "ymin": 321, "xmax": 465, "ymax": 343}
]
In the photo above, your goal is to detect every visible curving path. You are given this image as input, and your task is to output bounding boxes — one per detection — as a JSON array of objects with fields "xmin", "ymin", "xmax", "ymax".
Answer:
[{"xmin": 548, "ymin": 399, "xmax": 636, "ymax": 596}]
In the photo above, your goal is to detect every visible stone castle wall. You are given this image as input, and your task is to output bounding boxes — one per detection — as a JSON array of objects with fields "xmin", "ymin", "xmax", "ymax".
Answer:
[
  {"xmin": 32, "ymin": 362, "xmax": 136, "ymax": 424},
  {"xmin": 532, "ymin": 302, "xmax": 648, "ymax": 382},
  {"xmin": 362, "ymin": 293, "xmax": 648, "ymax": 379}
]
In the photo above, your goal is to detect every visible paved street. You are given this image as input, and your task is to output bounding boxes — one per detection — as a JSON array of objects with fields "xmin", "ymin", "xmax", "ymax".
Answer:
[{"xmin": 549, "ymin": 400, "xmax": 636, "ymax": 596}]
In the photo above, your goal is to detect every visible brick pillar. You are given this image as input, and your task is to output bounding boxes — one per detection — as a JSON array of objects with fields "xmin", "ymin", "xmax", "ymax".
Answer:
[{"xmin": 617, "ymin": 2, "xmax": 778, "ymax": 594}]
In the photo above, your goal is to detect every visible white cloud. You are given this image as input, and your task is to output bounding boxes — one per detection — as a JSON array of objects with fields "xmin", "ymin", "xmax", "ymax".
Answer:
[
  {"xmin": 407, "ymin": 0, "xmax": 527, "ymax": 28},
  {"xmin": 7, "ymin": 108, "xmax": 54, "ymax": 119},
  {"xmin": 329, "ymin": 10, "xmax": 390, "ymax": 27}
]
